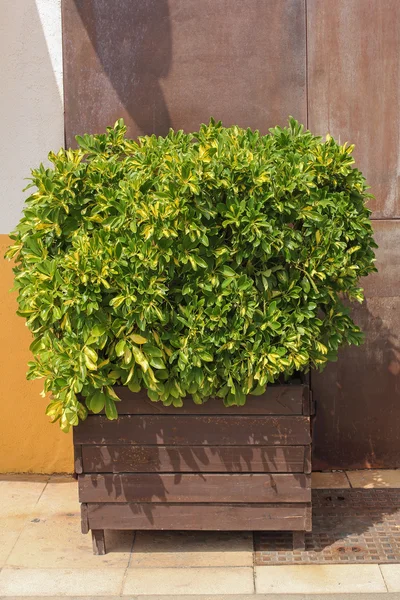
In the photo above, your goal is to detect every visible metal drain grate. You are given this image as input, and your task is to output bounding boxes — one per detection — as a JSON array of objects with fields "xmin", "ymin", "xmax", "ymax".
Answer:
[{"xmin": 254, "ymin": 489, "xmax": 400, "ymax": 564}]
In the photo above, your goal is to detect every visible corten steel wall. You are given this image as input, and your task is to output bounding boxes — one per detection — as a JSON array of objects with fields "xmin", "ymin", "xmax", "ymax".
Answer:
[
  {"xmin": 307, "ymin": 0, "xmax": 400, "ymax": 468},
  {"xmin": 62, "ymin": 0, "xmax": 400, "ymax": 469},
  {"xmin": 307, "ymin": 0, "xmax": 400, "ymax": 469},
  {"xmin": 62, "ymin": 0, "xmax": 307, "ymax": 141}
]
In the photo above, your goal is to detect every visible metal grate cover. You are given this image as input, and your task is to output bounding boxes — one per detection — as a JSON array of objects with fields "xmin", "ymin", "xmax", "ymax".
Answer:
[{"xmin": 255, "ymin": 489, "xmax": 400, "ymax": 564}]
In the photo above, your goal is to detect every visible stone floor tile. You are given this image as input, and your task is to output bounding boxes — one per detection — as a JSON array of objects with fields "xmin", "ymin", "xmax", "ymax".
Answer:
[
  {"xmin": 136, "ymin": 596, "xmax": 400, "ymax": 600},
  {"xmin": 0, "ymin": 477, "xmax": 49, "ymax": 517},
  {"xmin": 380, "ymin": 564, "xmax": 400, "ymax": 591},
  {"xmin": 33, "ymin": 475, "xmax": 78, "ymax": 515},
  {"xmin": 0, "ymin": 529, "xmax": 22, "ymax": 568},
  {"xmin": 129, "ymin": 530, "xmax": 253, "ymax": 568},
  {"xmin": 0, "ymin": 477, "xmax": 49, "ymax": 566},
  {"xmin": 0, "ymin": 567, "xmax": 126, "ymax": 596},
  {"xmin": 347, "ymin": 469, "xmax": 400, "ymax": 488},
  {"xmin": 255, "ymin": 564, "xmax": 386, "ymax": 594},
  {"xmin": 6, "ymin": 515, "xmax": 133, "ymax": 569},
  {"xmin": 0, "ymin": 474, "xmax": 49, "ymax": 483},
  {"xmin": 312, "ymin": 471, "xmax": 350, "ymax": 489},
  {"xmin": 123, "ymin": 566, "xmax": 254, "ymax": 595}
]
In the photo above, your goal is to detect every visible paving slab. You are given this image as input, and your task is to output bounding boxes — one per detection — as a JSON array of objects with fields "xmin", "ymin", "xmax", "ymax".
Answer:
[
  {"xmin": 130, "ymin": 531, "xmax": 253, "ymax": 568},
  {"xmin": 381, "ymin": 565, "xmax": 400, "ymax": 592},
  {"xmin": 255, "ymin": 564, "xmax": 387, "ymax": 594},
  {"xmin": 0, "ymin": 476, "xmax": 49, "ymax": 567},
  {"xmin": 5, "ymin": 475, "xmax": 133, "ymax": 569},
  {"xmin": 0, "ymin": 568, "xmax": 126, "ymax": 597},
  {"xmin": 312, "ymin": 472, "xmax": 350, "ymax": 489},
  {"xmin": 133, "ymin": 595, "xmax": 400, "ymax": 600},
  {"xmin": 5, "ymin": 518, "xmax": 133, "ymax": 569},
  {"xmin": 5, "ymin": 594, "xmax": 400, "ymax": 600},
  {"xmin": 122, "ymin": 566, "xmax": 254, "ymax": 596},
  {"xmin": 31, "ymin": 475, "xmax": 78, "ymax": 516},
  {"xmin": 347, "ymin": 470, "xmax": 400, "ymax": 489}
]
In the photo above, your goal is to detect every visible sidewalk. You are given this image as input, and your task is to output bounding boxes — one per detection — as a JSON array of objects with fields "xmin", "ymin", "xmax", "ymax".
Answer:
[{"xmin": 1, "ymin": 471, "xmax": 400, "ymax": 596}]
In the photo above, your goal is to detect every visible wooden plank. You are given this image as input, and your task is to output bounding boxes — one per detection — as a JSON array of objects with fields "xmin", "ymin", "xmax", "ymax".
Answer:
[
  {"xmin": 293, "ymin": 530, "xmax": 306, "ymax": 550},
  {"xmin": 74, "ymin": 445, "xmax": 83, "ymax": 475},
  {"xmin": 86, "ymin": 502, "xmax": 310, "ymax": 531},
  {"xmin": 74, "ymin": 415, "xmax": 311, "ymax": 446},
  {"xmin": 81, "ymin": 503, "xmax": 89, "ymax": 534},
  {"xmin": 102, "ymin": 386, "xmax": 305, "ymax": 415},
  {"xmin": 78, "ymin": 473, "xmax": 311, "ymax": 503},
  {"xmin": 302, "ymin": 386, "xmax": 310, "ymax": 416},
  {"xmin": 91, "ymin": 529, "xmax": 106, "ymax": 555},
  {"xmin": 81, "ymin": 444, "xmax": 307, "ymax": 473},
  {"xmin": 303, "ymin": 445, "xmax": 312, "ymax": 475},
  {"xmin": 305, "ymin": 504, "xmax": 312, "ymax": 532}
]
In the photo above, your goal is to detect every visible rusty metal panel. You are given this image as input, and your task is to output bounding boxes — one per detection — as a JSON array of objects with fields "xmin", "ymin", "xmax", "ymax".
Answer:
[
  {"xmin": 307, "ymin": 0, "xmax": 400, "ymax": 218},
  {"xmin": 312, "ymin": 221, "xmax": 400, "ymax": 469},
  {"xmin": 62, "ymin": 0, "xmax": 306, "ymax": 145}
]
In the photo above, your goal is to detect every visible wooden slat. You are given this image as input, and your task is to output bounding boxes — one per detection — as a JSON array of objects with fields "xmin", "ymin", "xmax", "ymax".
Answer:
[
  {"xmin": 302, "ymin": 386, "xmax": 311, "ymax": 416},
  {"xmin": 74, "ymin": 445, "xmax": 83, "ymax": 474},
  {"xmin": 303, "ymin": 445, "xmax": 312, "ymax": 475},
  {"xmin": 86, "ymin": 502, "xmax": 311, "ymax": 531},
  {"xmin": 81, "ymin": 503, "xmax": 89, "ymax": 534},
  {"xmin": 102, "ymin": 386, "xmax": 306, "ymax": 415},
  {"xmin": 81, "ymin": 444, "xmax": 307, "ymax": 473},
  {"xmin": 79, "ymin": 473, "xmax": 311, "ymax": 503},
  {"xmin": 74, "ymin": 415, "xmax": 311, "ymax": 446}
]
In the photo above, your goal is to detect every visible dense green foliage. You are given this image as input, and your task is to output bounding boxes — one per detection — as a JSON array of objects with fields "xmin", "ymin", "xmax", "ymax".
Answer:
[{"xmin": 6, "ymin": 118, "xmax": 377, "ymax": 431}]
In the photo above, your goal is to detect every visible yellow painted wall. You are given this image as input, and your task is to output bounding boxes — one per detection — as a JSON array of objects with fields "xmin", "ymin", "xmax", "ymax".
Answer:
[{"xmin": 0, "ymin": 235, "xmax": 73, "ymax": 473}]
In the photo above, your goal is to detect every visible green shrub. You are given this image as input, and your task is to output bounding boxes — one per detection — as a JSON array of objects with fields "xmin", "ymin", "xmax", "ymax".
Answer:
[{"xmin": 6, "ymin": 118, "xmax": 377, "ymax": 431}]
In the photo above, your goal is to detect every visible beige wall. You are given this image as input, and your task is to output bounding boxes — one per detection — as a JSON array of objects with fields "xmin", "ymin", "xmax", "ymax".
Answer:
[
  {"xmin": 0, "ymin": 0, "xmax": 64, "ymax": 233},
  {"xmin": 0, "ymin": 1, "xmax": 73, "ymax": 472}
]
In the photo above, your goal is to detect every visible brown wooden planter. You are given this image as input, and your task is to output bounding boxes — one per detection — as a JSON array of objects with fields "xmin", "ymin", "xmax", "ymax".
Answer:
[{"xmin": 73, "ymin": 384, "xmax": 313, "ymax": 555}]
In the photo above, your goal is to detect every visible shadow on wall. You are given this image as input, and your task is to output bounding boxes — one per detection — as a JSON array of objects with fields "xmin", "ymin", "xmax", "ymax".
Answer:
[
  {"xmin": 312, "ymin": 298, "xmax": 400, "ymax": 470},
  {"xmin": 74, "ymin": 0, "xmax": 172, "ymax": 136}
]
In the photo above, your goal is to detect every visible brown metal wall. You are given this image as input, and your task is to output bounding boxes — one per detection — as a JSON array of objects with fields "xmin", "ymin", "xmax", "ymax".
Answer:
[
  {"xmin": 62, "ymin": 0, "xmax": 307, "ymax": 144},
  {"xmin": 307, "ymin": 0, "xmax": 400, "ymax": 469},
  {"xmin": 62, "ymin": 0, "xmax": 400, "ymax": 468}
]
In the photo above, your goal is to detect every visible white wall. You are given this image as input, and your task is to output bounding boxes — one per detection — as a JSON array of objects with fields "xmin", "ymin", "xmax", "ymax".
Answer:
[{"xmin": 0, "ymin": 0, "xmax": 63, "ymax": 234}]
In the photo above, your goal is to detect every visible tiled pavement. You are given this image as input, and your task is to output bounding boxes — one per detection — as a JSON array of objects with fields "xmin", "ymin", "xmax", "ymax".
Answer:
[{"xmin": 1, "ymin": 471, "xmax": 400, "ymax": 596}]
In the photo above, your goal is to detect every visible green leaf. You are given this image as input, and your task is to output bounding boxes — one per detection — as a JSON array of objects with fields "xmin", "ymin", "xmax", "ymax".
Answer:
[
  {"xmin": 301, "ymin": 277, "xmax": 310, "ymax": 294},
  {"xmin": 115, "ymin": 340, "xmax": 126, "ymax": 357},
  {"xmin": 193, "ymin": 255, "xmax": 208, "ymax": 269},
  {"xmin": 128, "ymin": 380, "xmax": 141, "ymax": 393},
  {"xmin": 250, "ymin": 384, "xmax": 266, "ymax": 396},
  {"xmin": 84, "ymin": 346, "xmax": 98, "ymax": 363},
  {"xmin": 90, "ymin": 391, "xmax": 106, "ymax": 414},
  {"xmin": 131, "ymin": 345, "xmax": 149, "ymax": 372},
  {"xmin": 147, "ymin": 389, "xmax": 160, "ymax": 402},
  {"xmin": 130, "ymin": 334, "xmax": 148, "ymax": 344},
  {"xmin": 105, "ymin": 395, "xmax": 118, "ymax": 419},
  {"xmin": 123, "ymin": 345, "xmax": 132, "ymax": 364},
  {"xmin": 219, "ymin": 265, "xmax": 236, "ymax": 277},
  {"xmin": 143, "ymin": 344, "xmax": 163, "ymax": 357},
  {"xmin": 150, "ymin": 357, "xmax": 166, "ymax": 369},
  {"xmin": 83, "ymin": 353, "xmax": 97, "ymax": 371}
]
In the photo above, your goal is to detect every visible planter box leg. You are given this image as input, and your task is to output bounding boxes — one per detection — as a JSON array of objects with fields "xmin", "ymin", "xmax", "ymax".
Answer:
[
  {"xmin": 92, "ymin": 529, "xmax": 106, "ymax": 555},
  {"xmin": 293, "ymin": 531, "xmax": 306, "ymax": 551}
]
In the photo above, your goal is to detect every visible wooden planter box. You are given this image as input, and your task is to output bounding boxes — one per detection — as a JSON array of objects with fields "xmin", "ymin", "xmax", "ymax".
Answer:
[{"xmin": 73, "ymin": 384, "xmax": 313, "ymax": 555}]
